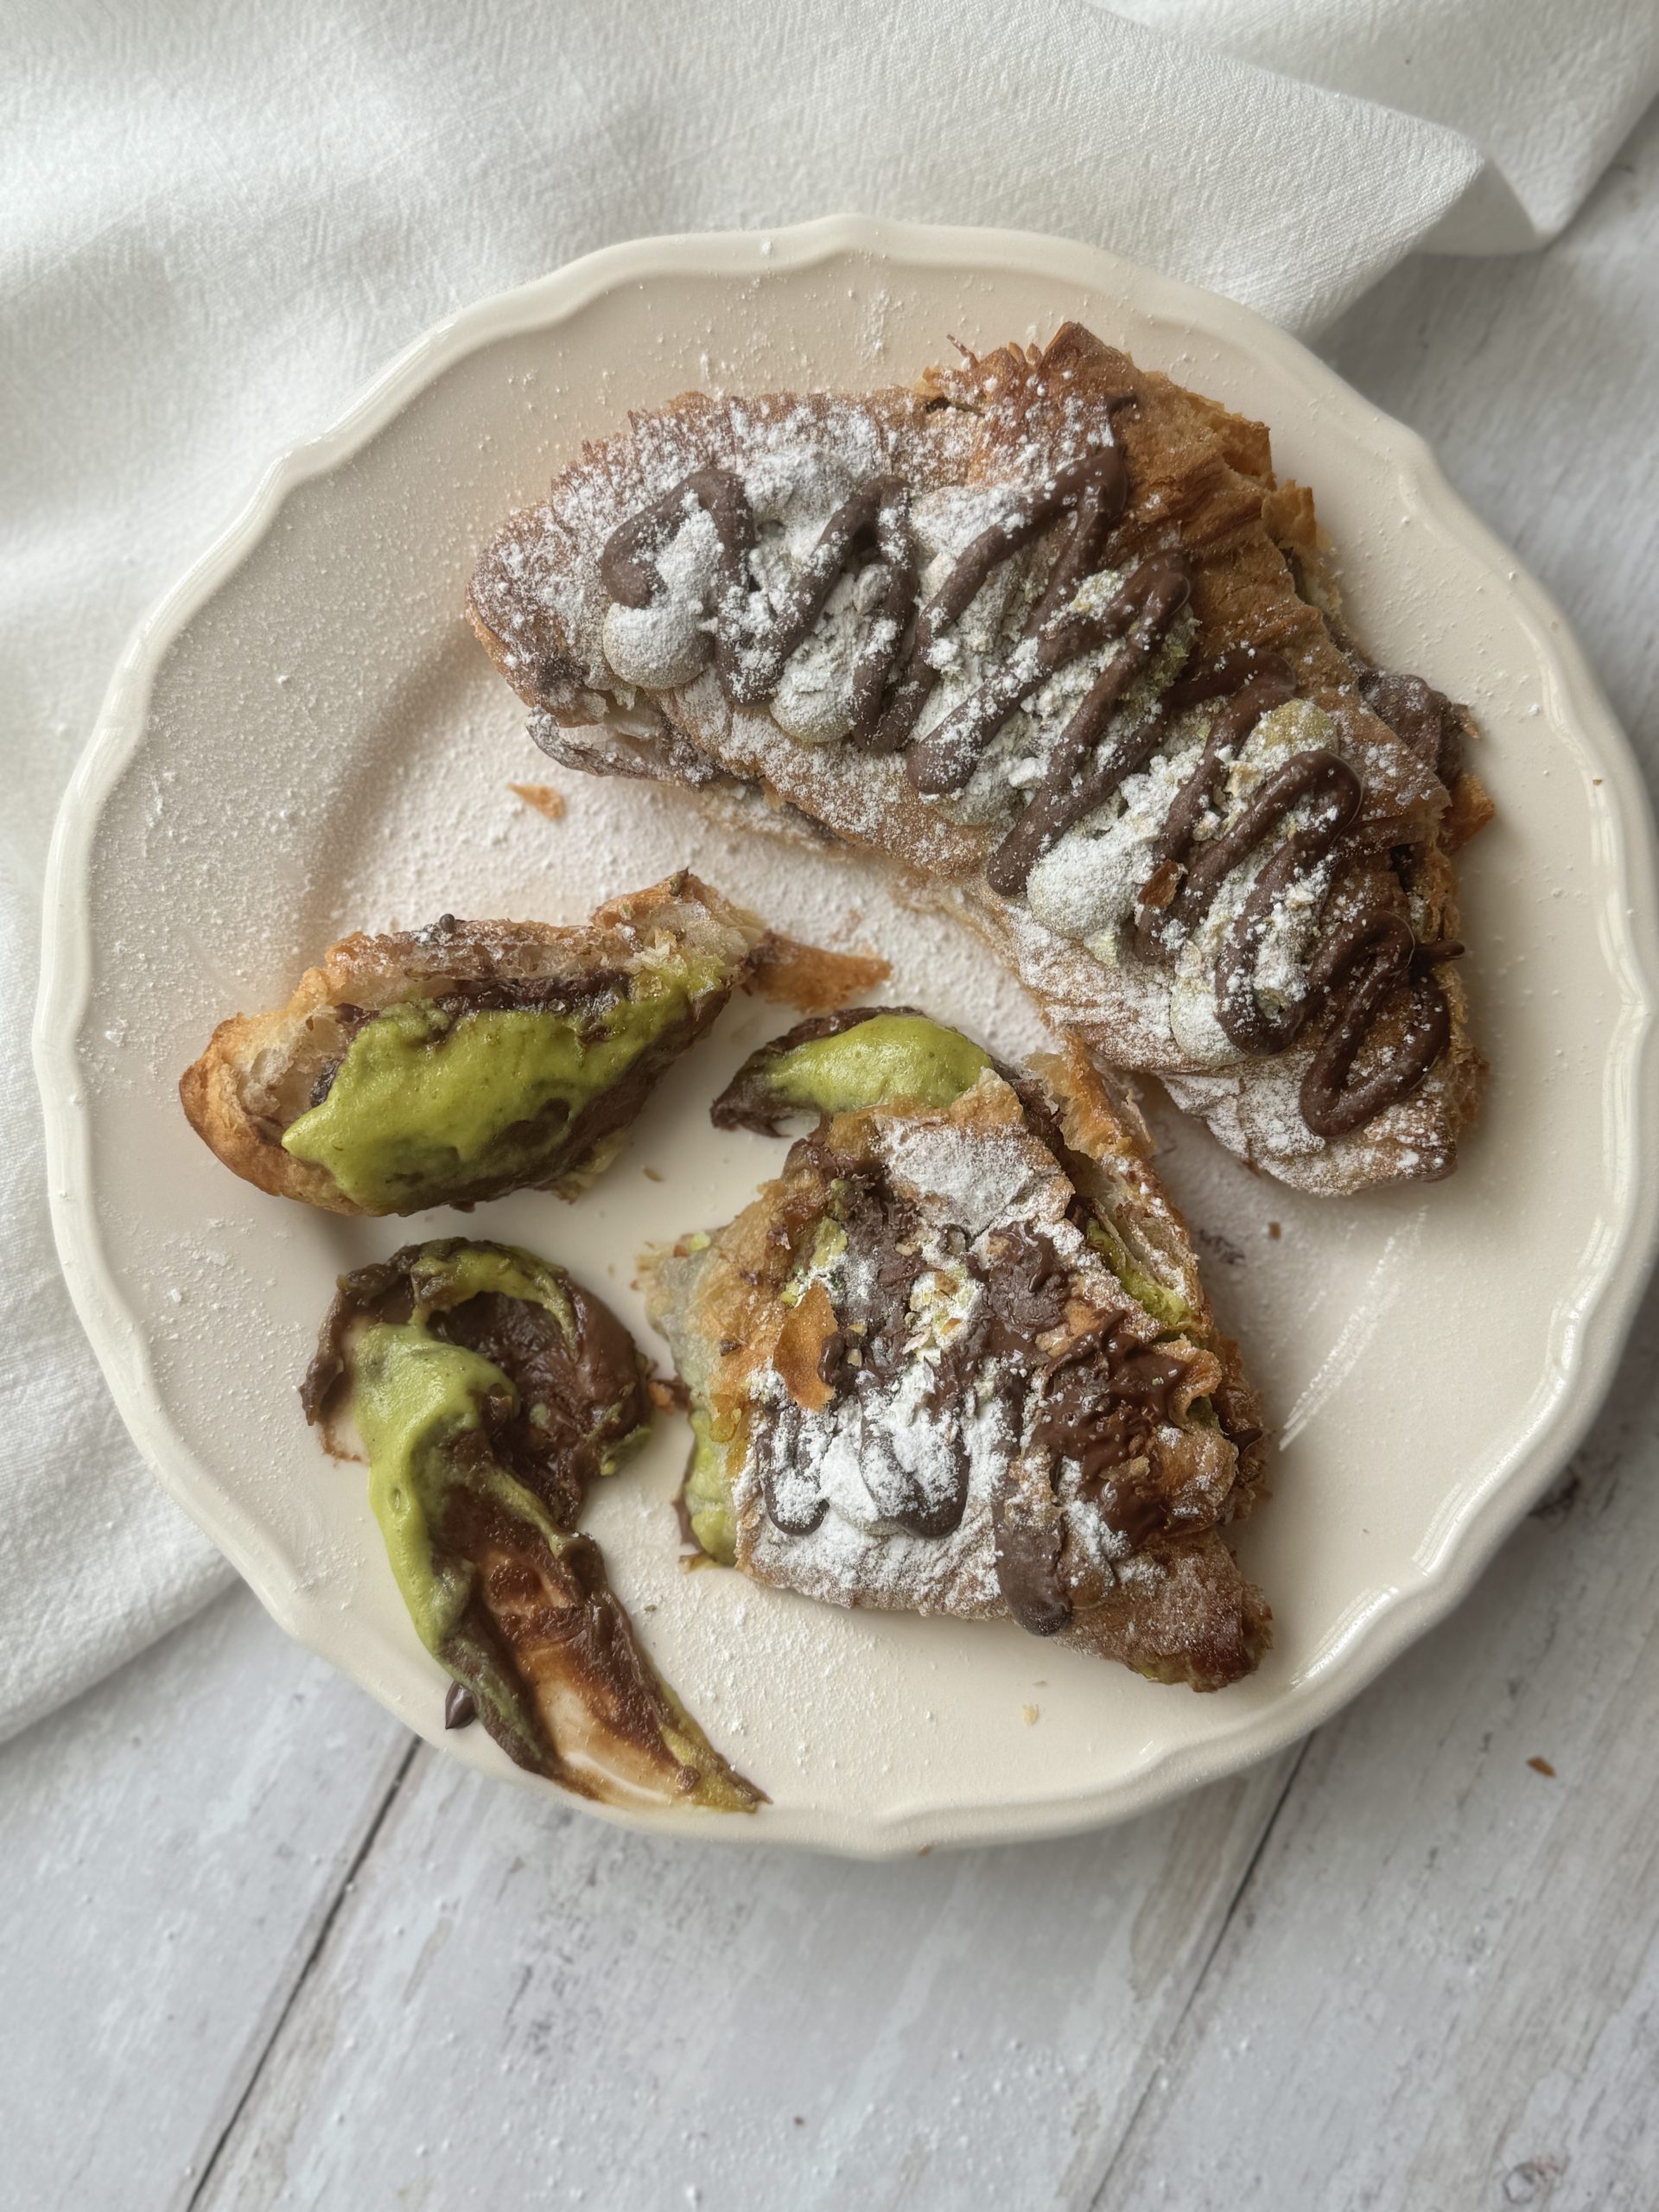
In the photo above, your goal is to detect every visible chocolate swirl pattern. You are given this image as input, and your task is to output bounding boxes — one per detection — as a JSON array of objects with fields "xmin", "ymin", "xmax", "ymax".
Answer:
[{"xmin": 597, "ymin": 443, "xmax": 1459, "ymax": 1140}]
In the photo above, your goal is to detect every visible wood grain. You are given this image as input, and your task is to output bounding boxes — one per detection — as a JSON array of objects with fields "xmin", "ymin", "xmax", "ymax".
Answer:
[
  {"xmin": 190, "ymin": 1752, "xmax": 1296, "ymax": 2208},
  {"xmin": 5, "ymin": 99, "xmax": 1657, "ymax": 2212},
  {"xmin": 0, "ymin": 1590, "xmax": 406, "ymax": 2209},
  {"xmin": 1095, "ymin": 1275, "xmax": 1659, "ymax": 2212}
]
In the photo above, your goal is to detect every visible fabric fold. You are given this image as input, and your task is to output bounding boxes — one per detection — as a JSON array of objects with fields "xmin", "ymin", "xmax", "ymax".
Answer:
[{"xmin": 3, "ymin": 0, "xmax": 1652, "ymax": 1742}]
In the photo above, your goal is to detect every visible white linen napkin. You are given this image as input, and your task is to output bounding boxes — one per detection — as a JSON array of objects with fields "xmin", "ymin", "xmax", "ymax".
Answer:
[
  {"xmin": 5, "ymin": 0, "xmax": 1654, "ymax": 1742},
  {"xmin": 1111, "ymin": 0, "xmax": 1659, "ymax": 249}
]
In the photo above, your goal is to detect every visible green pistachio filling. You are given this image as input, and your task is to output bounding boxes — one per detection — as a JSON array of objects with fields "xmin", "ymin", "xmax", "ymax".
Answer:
[
  {"xmin": 754, "ymin": 1013, "xmax": 994, "ymax": 1117},
  {"xmin": 349, "ymin": 1313, "xmax": 658, "ymax": 1779},
  {"xmin": 378, "ymin": 1236, "xmax": 651, "ymax": 1480},
  {"xmin": 1084, "ymin": 1217, "xmax": 1189, "ymax": 1332},
  {"xmin": 350, "ymin": 1319, "xmax": 573, "ymax": 1655},
  {"xmin": 404, "ymin": 1239, "xmax": 572, "ymax": 1333},
  {"xmin": 779, "ymin": 1216, "xmax": 847, "ymax": 1309},
  {"xmin": 682, "ymin": 1406, "xmax": 738, "ymax": 1567},
  {"xmin": 330, "ymin": 1238, "xmax": 756, "ymax": 1808},
  {"xmin": 283, "ymin": 951, "xmax": 722, "ymax": 1211}
]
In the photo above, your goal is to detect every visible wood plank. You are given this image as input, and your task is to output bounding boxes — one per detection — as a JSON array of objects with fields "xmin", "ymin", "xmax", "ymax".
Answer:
[
  {"xmin": 0, "ymin": 1587, "xmax": 406, "ymax": 2209},
  {"xmin": 1319, "ymin": 111, "xmax": 1659, "ymax": 738},
  {"xmin": 1080, "ymin": 106, "xmax": 1659, "ymax": 2212},
  {"xmin": 191, "ymin": 1749, "xmax": 1295, "ymax": 2209},
  {"xmin": 22, "ymin": 91, "xmax": 1657, "ymax": 2212},
  {"xmin": 1091, "ymin": 1267, "xmax": 1659, "ymax": 2212}
]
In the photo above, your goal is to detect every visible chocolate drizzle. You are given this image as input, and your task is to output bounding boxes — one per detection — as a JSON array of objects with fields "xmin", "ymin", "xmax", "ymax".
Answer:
[
  {"xmin": 1033, "ymin": 1327, "xmax": 1188, "ymax": 1545},
  {"xmin": 874, "ymin": 445, "xmax": 1133, "ymax": 760},
  {"xmin": 982, "ymin": 1256, "xmax": 1192, "ymax": 1634},
  {"xmin": 599, "ymin": 436, "xmax": 1463, "ymax": 1139},
  {"xmin": 302, "ymin": 1239, "xmax": 767, "ymax": 1809},
  {"xmin": 1300, "ymin": 916, "xmax": 1460, "ymax": 1139},
  {"xmin": 753, "ymin": 1169, "xmax": 976, "ymax": 1541},
  {"xmin": 991, "ymin": 1494, "xmax": 1071, "ymax": 1639},
  {"xmin": 748, "ymin": 1163, "xmax": 1218, "ymax": 1639},
  {"xmin": 441, "ymin": 1282, "xmax": 647, "ymax": 1526}
]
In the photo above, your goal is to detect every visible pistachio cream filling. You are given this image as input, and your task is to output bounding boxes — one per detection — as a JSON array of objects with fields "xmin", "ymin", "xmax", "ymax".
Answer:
[
  {"xmin": 282, "ymin": 951, "xmax": 722, "ymax": 1211},
  {"xmin": 678, "ymin": 1017, "xmax": 1204, "ymax": 1566},
  {"xmin": 682, "ymin": 1405, "xmax": 739, "ymax": 1567},
  {"xmin": 1083, "ymin": 1217, "xmax": 1190, "ymax": 1333},
  {"xmin": 350, "ymin": 1319, "xmax": 548, "ymax": 1654},
  {"xmin": 744, "ymin": 1012, "xmax": 994, "ymax": 1117},
  {"xmin": 321, "ymin": 1236, "xmax": 758, "ymax": 1809}
]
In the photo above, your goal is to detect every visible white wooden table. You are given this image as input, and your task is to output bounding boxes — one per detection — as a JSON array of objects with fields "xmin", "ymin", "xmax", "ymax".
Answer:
[{"xmin": 10, "ymin": 112, "xmax": 1659, "ymax": 2211}]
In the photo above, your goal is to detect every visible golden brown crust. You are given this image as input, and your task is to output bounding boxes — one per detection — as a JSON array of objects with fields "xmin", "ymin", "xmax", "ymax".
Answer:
[
  {"xmin": 646, "ymin": 1051, "xmax": 1271, "ymax": 1691},
  {"xmin": 746, "ymin": 932, "xmax": 891, "ymax": 1010},
  {"xmin": 1445, "ymin": 769, "xmax": 1497, "ymax": 851},
  {"xmin": 468, "ymin": 324, "xmax": 1488, "ymax": 1196},
  {"xmin": 1029, "ymin": 1034, "xmax": 1268, "ymax": 1509},
  {"xmin": 179, "ymin": 874, "xmax": 862, "ymax": 1216},
  {"xmin": 181, "ymin": 1005, "xmax": 349, "ymax": 1211},
  {"xmin": 1057, "ymin": 1527, "xmax": 1271, "ymax": 1685}
]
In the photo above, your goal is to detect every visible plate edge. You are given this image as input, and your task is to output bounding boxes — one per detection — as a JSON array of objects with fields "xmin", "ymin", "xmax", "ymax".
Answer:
[{"xmin": 32, "ymin": 213, "xmax": 1659, "ymax": 1856}]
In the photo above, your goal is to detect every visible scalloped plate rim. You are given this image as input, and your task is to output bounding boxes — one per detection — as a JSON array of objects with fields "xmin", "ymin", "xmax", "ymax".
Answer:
[{"xmin": 33, "ymin": 213, "xmax": 1659, "ymax": 1856}]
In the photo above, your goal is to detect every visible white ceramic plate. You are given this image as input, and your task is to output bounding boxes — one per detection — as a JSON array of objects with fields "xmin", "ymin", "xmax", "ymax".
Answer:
[{"xmin": 35, "ymin": 217, "xmax": 1659, "ymax": 1856}]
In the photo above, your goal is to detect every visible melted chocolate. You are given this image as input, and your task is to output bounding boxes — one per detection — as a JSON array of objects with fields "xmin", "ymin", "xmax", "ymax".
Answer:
[
  {"xmin": 979, "ymin": 558, "xmax": 1192, "ymax": 895},
  {"xmin": 1032, "ymin": 1325, "xmax": 1188, "ymax": 1544},
  {"xmin": 750, "ymin": 1168, "xmax": 971, "ymax": 1540},
  {"xmin": 872, "ymin": 442, "xmax": 1133, "ymax": 759},
  {"xmin": 299, "ymin": 1241, "xmax": 767, "ymax": 1806},
  {"xmin": 600, "ymin": 439, "xmax": 1463, "ymax": 1139},
  {"xmin": 435, "ymin": 968, "xmax": 632, "ymax": 1020},
  {"xmin": 1205, "ymin": 752, "xmax": 1365, "ymax": 1056},
  {"xmin": 992, "ymin": 1490, "xmax": 1071, "ymax": 1638},
  {"xmin": 1135, "ymin": 661, "xmax": 1298, "ymax": 952},
  {"xmin": 1360, "ymin": 666, "xmax": 1465, "ymax": 787},
  {"xmin": 303, "ymin": 1239, "xmax": 650, "ymax": 1534},
  {"xmin": 746, "ymin": 1141, "xmax": 1217, "ymax": 1640},
  {"xmin": 1299, "ymin": 917, "xmax": 1461, "ymax": 1140},
  {"xmin": 601, "ymin": 466, "xmax": 758, "ymax": 696},
  {"xmin": 982, "ymin": 1224, "xmax": 1072, "ymax": 1344},
  {"xmin": 753, "ymin": 1401, "xmax": 830, "ymax": 1536},
  {"xmin": 440, "ymin": 1285, "xmax": 646, "ymax": 1528}
]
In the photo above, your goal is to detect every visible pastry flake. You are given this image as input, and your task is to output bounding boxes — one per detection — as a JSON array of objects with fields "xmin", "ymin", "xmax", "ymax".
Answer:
[
  {"xmin": 180, "ymin": 871, "xmax": 885, "ymax": 1215},
  {"xmin": 647, "ymin": 1012, "xmax": 1271, "ymax": 1692},
  {"xmin": 469, "ymin": 326, "xmax": 1489, "ymax": 1194},
  {"xmin": 302, "ymin": 1236, "xmax": 760, "ymax": 1811}
]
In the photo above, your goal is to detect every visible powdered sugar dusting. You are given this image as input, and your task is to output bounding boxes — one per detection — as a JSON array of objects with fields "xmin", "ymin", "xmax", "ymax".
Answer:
[
  {"xmin": 471, "ymin": 338, "xmax": 1479, "ymax": 1197},
  {"xmin": 721, "ymin": 1084, "xmax": 1174, "ymax": 1618}
]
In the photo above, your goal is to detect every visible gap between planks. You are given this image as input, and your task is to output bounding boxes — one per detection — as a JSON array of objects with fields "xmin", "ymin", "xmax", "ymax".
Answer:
[
  {"xmin": 1083, "ymin": 1738, "xmax": 1315, "ymax": 2210},
  {"xmin": 183, "ymin": 1738, "xmax": 422, "ymax": 2211}
]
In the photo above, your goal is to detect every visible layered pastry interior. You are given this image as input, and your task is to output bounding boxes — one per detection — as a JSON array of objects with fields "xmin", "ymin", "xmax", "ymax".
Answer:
[
  {"xmin": 648, "ymin": 1010, "xmax": 1271, "ymax": 1691},
  {"xmin": 469, "ymin": 323, "xmax": 1490, "ymax": 1195},
  {"xmin": 180, "ymin": 872, "xmax": 884, "ymax": 1215},
  {"xmin": 303, "ymin": 1236, "xmax": 760, "ymax": 1810}
]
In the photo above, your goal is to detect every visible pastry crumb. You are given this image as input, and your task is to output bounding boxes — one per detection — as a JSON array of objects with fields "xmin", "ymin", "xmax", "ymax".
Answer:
[
  {"xmin": 1022, "ymin": 1703, "xmax": 1040, "ymax": 1726},
  {"xmin": 467, "ymin": 327, "xmax": 1484, "ymax": 1198},
  {"xmin": 749, "ymin": 931, "xmax": 891, "ymax": 1010},
  {"xmin": 509, "ymin": 781, "xmax": 565, "ymax": 821}
]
